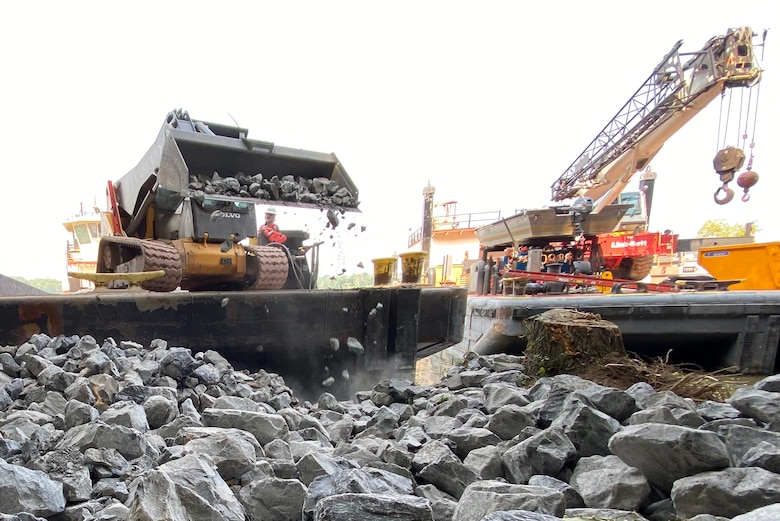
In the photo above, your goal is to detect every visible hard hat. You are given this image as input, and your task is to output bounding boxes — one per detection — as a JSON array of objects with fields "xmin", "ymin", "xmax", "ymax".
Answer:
[{"xmin": 265, "ymin": 207, "xmax": 277, "ymax": 215}]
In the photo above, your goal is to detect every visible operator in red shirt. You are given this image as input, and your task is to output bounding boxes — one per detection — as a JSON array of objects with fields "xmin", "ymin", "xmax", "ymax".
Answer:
[{"xmin": 258, "ymin": 207, "xmax": 287, "ymax": 245}]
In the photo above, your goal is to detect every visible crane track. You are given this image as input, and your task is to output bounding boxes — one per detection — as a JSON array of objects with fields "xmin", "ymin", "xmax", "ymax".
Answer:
[
  {"xmin": 138, "ymin": 241, "xmax": 183, "ymax": 292},
  {"xmin": 98, "ymin": 237, "xmax": 182, "ymax": 292}
]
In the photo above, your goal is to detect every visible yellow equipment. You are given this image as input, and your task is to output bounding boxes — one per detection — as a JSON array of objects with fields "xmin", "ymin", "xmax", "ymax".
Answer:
[{"xmin": 698, "ymin": 242, "xmax": 780, "ymax": 290}]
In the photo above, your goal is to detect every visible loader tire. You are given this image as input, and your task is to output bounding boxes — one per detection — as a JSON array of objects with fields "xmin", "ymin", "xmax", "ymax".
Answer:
[
  {"xmin": 139, "ymin": 241, "xmax": 183, "ymax": 292},
  {"xmin": 246, "ymin": 245, "xmax": 289, "ymax": 290},
  {"xmin": 611, "ymin": 255, "xmax": 654, "ymax": 281}
]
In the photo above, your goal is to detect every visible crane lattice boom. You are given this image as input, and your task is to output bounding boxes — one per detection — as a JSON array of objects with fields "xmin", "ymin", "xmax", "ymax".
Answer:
[{"xmin": 551, "ymin": 27, "xmax": 762, "ymax": 211}]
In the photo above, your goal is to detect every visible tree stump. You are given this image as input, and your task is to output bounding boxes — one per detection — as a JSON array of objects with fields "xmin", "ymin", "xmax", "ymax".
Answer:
[{"xmin": 523, "ymin": 308, "xmax": 625, "ymax": 377}]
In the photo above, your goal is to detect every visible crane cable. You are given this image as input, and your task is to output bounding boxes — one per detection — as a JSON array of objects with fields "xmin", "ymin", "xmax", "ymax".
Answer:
[
  {"xmin": 714, "ymin": 29, "xmax": 767, "ymax": 203},
  {"xmin": 744, "ymin": 29, "xmax": 768, "ymax": 172}
]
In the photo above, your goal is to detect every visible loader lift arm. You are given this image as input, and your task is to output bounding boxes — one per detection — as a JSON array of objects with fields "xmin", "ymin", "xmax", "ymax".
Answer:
[{"xmin": 551, "ymin": 27, "xmax": 763, "ymax": 213}]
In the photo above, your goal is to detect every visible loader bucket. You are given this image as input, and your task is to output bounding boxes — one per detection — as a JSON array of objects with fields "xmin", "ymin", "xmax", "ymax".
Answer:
[{"xmin": 113, "ymin": 110, "xmax": 359, "ymax": 220}]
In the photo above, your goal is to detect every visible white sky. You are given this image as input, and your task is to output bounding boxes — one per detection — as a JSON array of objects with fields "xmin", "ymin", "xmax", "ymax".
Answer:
[{"xmin": 0, "ymin": 1, "xmax": 776, "ymax": 279}]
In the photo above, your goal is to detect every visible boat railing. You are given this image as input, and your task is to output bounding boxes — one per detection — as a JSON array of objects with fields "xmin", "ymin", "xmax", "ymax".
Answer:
[{"xmin": 408, "ymin": 210, "xmax": 505, "ymax": 248}]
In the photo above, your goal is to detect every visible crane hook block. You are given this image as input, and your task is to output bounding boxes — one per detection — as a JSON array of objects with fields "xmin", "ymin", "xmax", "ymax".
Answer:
[{"xmin": 713, "ymin": 147, "xmax": 746, "ymax": 175}]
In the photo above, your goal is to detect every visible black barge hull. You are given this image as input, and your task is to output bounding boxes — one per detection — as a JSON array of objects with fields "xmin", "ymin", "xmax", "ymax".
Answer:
[{"xmin": 0, "ymin": 286, "xmax": 467, "ymax": 399}]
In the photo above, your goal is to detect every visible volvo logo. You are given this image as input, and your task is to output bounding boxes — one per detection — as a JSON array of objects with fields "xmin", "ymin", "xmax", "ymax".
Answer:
[{"xmin": 210, "ymin": 210, "xmax": 242, "ymax": 220}]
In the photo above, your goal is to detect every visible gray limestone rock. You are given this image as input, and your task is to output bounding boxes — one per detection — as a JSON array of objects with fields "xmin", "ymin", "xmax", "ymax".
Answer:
[
  {"xmin": 83, "ymin": 447, "xmax": 132, "ymax": 476},
  {"xmin": 564, "ymin": 508, "xmax": 650, "ymax": 520},
  {"xmin": 458, "ymin": 368, "xmax": 491, "ymax": 387},
  {"xmin": 445, "ymin": 426, "xmax": 501, "ymax": 459},
  {"xmin": 728, "ymin": 387, "xmax": 780, "ymax": 426},
  {"xmin": 715, "ymin": 423, "xmax": 780, "ymax": 467},
  {"xmin": 501, "ymin": 427, "xmax": 576, "ymax": 484},
  {"xmin": 0, "ymin": 460, "xmax": 66, "ymax": 517},
  {"xmin": 423, "ymin": 415, "xmax": 463, "ymax": 439},
  {"xmin": 530, "ymin": 375, "xmax": 599, "ymax": 426},
  {"xmin": 415, "ymin": 484, "xmax": 458, "ymax": 521},
  {"xmin": 549, "ymin": 393, "xmax": 621, "ymax": 457},
  {"xmin": 56, "ymin": 421, "xmax": 152, "ymax": 460},
  {"xmin": 753, "ymin": 374, "xmax": 780, "ymax": 393},
  {"xmin": 486, "ymin": 403, "xmax": 537, "ymax": 441},
  {"xmin": 28, "ymin": 447, "xmax": 91, "ymax": 502},
  {"xmin": 201, "ymin": 407, "xmax": 289, "ymax": 445},
  {"xmin": 303, "ymin": 467, "xmax": 416, "ymax": 520},
  {"xmin": 314, "ymin": 493, "xmax": 433, "ymax": 521},
  {"xmin": 143, "ymin": 394, "xmax": 178, "ymax": 429},
  {"xmin": 626, "ymin": 406, "xmax": 680, "ymax": 426},
  {"xmin": 732, "ymin": 503, "xmax": 780, "ymax": 520},
  {"xmin": 126, "ymin": 453, "xmax": 245, "ymax": 521},
  {"xmin": 570, "ymin": 455, "xmax": 650, "ymax": 511},
  {"xmin": 697, "ymin": 400, "xmax": 743, "ymax": 421},
  {"xmin": 183, "ymin": 429, "xmax": 258, "ymax": 480},
  {"xmin": 671, "ymin": 467, "xmax": 780, "ymax": 519},
  {"xmin": 480, "ymin": 512, "xmax": 562, "ymax": 521},
  {"xmin": 417, "ymin": 454, "xmax": 479, "ymax": 499},
  {"xmin": 158, "ymin": 347, "xmax": 198, "ymax": 380},
  {"xmin": 239, "ymin": 477, "xmax": 308, "ymax": 521},
  {"xmin": 452, "ymin": 480, "xmax": 566, "ymax": 521},
  {"xmin": 464, "ymin": 445, "xmax": 504, "ymax": 480},
  {"xmin": 63, "ymin": 399, "xmax": 98, "ymax": 430},
  {"xmin": 100, "ymin": 400, "xmax": 149, "ymax": 432},
  {"xmin": 607, "ymin": 423, "xmax": 730, "ymax": 492},
  {"xmin": 296, "ymin": 451, "xmax": 358, "ymax": 485},
  {"xmin": 742, "ymin": 441, "xmax": 780, "ymax": 472},
  {"xmin": 528, "ymin": 475, "xmax": 585, "ymax": 509},
  {"xmin": 411, "ymin": 439, "xmax": 456, "ymax": 473},
  {"xmin": 484, "ymin": 383, "xmax": 532, "ymax": 414}
]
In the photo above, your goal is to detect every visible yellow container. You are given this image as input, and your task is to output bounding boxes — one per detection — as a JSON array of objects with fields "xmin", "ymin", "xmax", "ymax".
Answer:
[
  {"xmin": 698, "ymin": 241, "xmax": 780, "ymax": 290},
  {"xmin": 372, "ymin": 257, "xmax": 398, "ymax": 285},
  {"xmin": 399, "ymin": 251, "xmax": 428, "ymax": 284}
]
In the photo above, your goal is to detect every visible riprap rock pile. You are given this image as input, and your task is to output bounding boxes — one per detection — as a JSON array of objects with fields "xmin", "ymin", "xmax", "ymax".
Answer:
[{"xmin": 1, "ymin": 334, "xmax": 779, "ymax": 520}]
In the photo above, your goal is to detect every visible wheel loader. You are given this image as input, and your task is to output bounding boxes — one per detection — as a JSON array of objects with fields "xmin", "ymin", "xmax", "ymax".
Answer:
[{"xmin": 97, "ymin": 109, "xmax": 359, "ymax": 292}]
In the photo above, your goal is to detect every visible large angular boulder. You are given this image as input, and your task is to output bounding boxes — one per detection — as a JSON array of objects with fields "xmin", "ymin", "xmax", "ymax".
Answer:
[
  {"xmin": 671, "ymin": 467, "xmax": 780, "ymax": 519},
  {"xmin": 126, "ymin": 453, "xmax": 245, "ymax": 520},
  {"xmin": 0, "ymin": 460, "xmax": 66, "ymax": 517},
  {"xmin": 569, "ymin": 455, "xmax": 650, "ymax": 510},
  {"xmin": 607, "ymin": 423, "xmax": 729, "ymax": 492},
  {"xmin": 452, "ymin": 480, "xmax": 565, "ymax": 521}
]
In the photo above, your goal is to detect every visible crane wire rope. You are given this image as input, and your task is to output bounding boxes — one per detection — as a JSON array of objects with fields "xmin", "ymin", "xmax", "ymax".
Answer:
[{"xmin": 745, "ymin": 29, "xmax": 768, "ymax": 171}]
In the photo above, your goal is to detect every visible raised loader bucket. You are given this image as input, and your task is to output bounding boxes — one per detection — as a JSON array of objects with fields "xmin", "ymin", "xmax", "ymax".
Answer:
[
  {"xmin": 113, "ymin": 109, "xmax": 360, "ymax": 238},
  {"xmin": 399, "ymin": 251, "xmax": 428, "ymax": 284},
  {"xmin": 372, "ymin": 257, "xmax": 398, "ymax": 285}
]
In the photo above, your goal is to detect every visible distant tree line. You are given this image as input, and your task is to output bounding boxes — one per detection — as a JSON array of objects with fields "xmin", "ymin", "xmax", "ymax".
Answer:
[
  {"xmin": 697, "ymin": 219, "xmax": 759, "ymax": 238},
  {"xmin": 316, "ymin": 272, "xmax": 374, "ymax": 289},
  {"xmin": 12, "ymin": 277, "xmax": 63, "ymax": 294}
]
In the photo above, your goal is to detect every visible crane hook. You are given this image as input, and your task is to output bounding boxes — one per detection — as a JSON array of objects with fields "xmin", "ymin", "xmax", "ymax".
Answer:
[
  {"xmin": 737, "ymin": 170, "xmax": 759, "ymax": 203},
  {"xmin": 714, "ymin": 184, "xmax": 734, "ymax": 205}
]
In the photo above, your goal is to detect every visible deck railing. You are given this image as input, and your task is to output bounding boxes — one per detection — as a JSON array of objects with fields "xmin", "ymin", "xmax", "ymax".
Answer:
[{"xmin": 408, "ymin": 210, "xmax": 507, "ymax": 248}]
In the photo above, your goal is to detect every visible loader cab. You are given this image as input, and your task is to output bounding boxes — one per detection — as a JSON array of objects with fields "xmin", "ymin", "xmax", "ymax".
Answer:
[{"xmin": 189, "ymin": 197, "xmax": 258, "ymax": 243}]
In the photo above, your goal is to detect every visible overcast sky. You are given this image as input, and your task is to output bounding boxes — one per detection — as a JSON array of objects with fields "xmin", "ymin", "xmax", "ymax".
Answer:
[{"xmin": 0, "ymin": 1, "xmax": 776, "ymax": 280}]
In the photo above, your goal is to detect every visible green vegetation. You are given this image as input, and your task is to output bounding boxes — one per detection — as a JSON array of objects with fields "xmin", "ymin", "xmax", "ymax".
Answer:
[
  {"xmin": 12, "ymin": 277, "xmax": 63, "ymax": 294},
  {"xmin": 316, "ymin": 272, "xmax": 374, "ymax": 289},
  {"xmin": 697, "ymin": 219, "xmax": 759, "ymax": 238}
]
